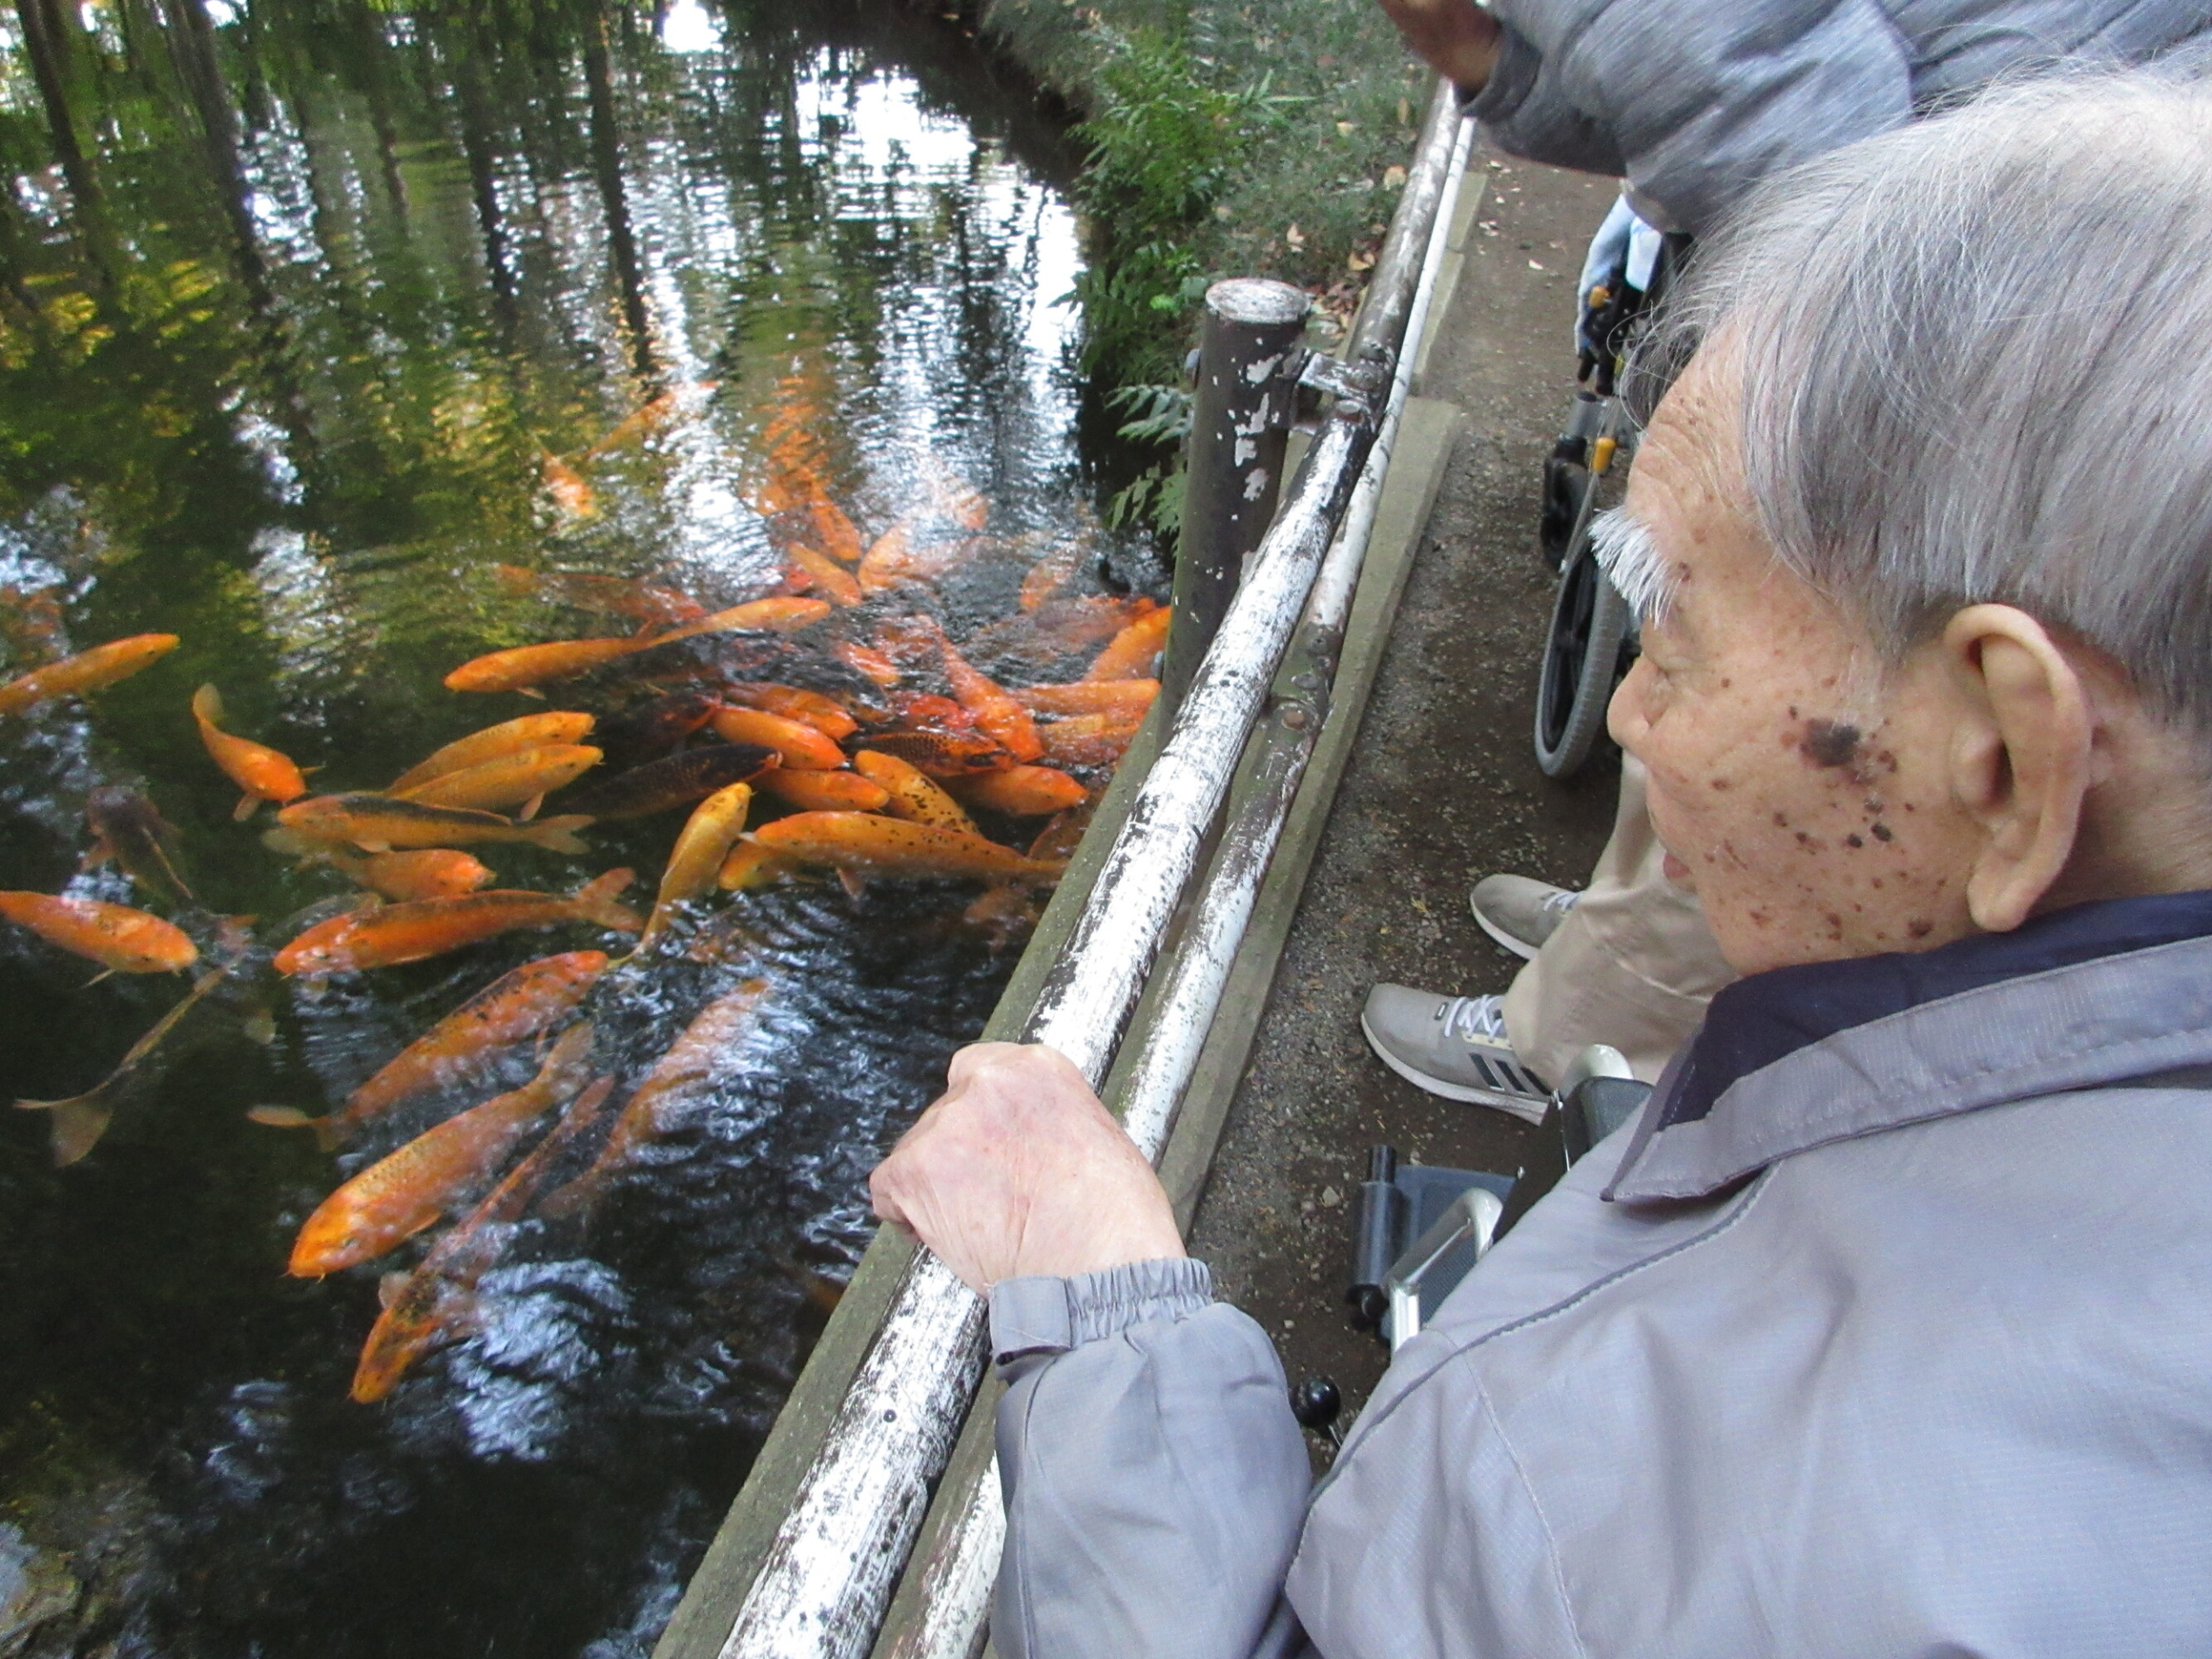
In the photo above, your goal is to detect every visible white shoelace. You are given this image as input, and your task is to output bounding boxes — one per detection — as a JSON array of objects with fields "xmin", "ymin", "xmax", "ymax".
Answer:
[
  {"xmin": 1541, "ymin": 887, "xmax": 1582, "ymax": 916},
  {"xmin": 1442, "ymin": 994, "xmax": 1508, "ymax": 1044}
]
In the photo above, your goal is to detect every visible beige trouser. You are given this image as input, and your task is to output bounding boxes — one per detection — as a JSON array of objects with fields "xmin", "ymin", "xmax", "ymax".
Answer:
[{"xmin": 1499, "ymin": 756, "xmax": 1736, "ymax": 1085}]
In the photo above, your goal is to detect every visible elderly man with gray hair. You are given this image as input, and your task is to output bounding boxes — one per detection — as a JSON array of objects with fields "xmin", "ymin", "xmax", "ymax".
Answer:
[{"xmin": 870, "ymin": 67, "xmax": 2212, "ymax": 1658}]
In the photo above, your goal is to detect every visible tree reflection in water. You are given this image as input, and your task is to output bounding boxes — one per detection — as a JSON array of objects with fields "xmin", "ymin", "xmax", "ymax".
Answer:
[{"xmin": 0, "ymin": 3, "xmax": 1129, "ymax": 1655}]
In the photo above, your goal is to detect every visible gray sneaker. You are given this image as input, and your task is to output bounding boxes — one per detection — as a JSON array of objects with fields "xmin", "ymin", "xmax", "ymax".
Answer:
[
  {"xmin": 1469, "ymin": 874, "xmax": 1581, "ymax": 961},
  {"xmin": 1360, "ymin": 984, "xmax": 1552, "ymax": 1121}
]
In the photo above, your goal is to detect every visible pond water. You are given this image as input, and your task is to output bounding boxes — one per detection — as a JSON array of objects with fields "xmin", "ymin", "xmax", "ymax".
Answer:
[{"xmin": 0, "ymin": 3, "xmax": 1157, "ymax": 1654}]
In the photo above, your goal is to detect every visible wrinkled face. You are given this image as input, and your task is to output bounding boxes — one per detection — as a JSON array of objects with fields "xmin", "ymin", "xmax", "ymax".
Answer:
[{"xmin": 1606, "ymin": 352, "xmax": 1982, "ymax": 976}]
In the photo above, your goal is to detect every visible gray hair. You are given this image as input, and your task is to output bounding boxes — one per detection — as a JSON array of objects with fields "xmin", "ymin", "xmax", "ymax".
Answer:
[{"xmin": 1628, "ymin": 62, "xmax": 2212, "ymax": 731}]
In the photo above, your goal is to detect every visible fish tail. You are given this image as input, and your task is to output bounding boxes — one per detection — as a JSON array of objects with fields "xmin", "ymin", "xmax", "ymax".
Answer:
[
  {"xmin": 571, "ymin": 868, "xmax": 643, "ymax": 933},
  {"xmin": 16, "ymin": 1096, "xmax": 113, "ymax": 1166},
  {"xmin": 245, "ymin": 1104, "xmax": 345, "ymax": 1152},
  {"xmin": 525, "ymin": 814, "xmax": 594, "ymax": 855}
]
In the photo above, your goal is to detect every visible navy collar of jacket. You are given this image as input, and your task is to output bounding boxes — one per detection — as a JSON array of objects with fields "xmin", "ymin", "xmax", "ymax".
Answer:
[{"xmin": 1605, "ymin": 890, "xmax": 2212, "ymax": 1204}]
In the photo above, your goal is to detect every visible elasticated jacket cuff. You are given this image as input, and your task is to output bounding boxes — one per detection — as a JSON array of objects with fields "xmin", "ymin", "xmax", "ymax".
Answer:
[
  {"xmin": 988, "ymin": 1258, "xmax": 1215, "ymax": 1370},
  {"xmin": 1464, "ymin": 19, "xmax": 1541, "ymax": 125}
]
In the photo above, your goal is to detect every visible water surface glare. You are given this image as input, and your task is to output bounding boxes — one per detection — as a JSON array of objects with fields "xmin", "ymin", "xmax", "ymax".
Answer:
[{"xmin": 0, "ymin": 4, "xmax": 1146, "ymax": 1653}]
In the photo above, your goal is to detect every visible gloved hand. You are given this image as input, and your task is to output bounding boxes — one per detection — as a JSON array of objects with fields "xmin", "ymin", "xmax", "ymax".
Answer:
[{"xmin": 1576, "ymin": 194, "xmax": 1665, "ymax": 355}]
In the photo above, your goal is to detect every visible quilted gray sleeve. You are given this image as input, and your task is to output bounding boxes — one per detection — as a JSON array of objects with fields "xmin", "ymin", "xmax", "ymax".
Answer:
[
  {"xmin": 989, "ymin": 1259, "xmax": 1315, "ymax": 1659},
  {"xmin": 1473, "ymin": 0, "xmax": 1913, "ymax": 234}
]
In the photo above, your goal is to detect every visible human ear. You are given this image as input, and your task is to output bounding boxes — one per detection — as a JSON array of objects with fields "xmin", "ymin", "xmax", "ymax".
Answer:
[{"xmin": 1940, "ymin": 605, "xmax": 2095, "ymax": 932}]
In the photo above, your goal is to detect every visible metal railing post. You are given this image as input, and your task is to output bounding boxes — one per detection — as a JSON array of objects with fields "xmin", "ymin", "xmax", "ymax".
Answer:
[{"xmin": 1161, "ymin": 278, "xmax": 1311, "ymax": 711}]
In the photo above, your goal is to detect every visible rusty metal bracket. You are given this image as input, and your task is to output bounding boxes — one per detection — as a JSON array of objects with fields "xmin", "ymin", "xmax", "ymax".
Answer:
[{"xmin": 1291, "ymin": 346, "xmax": 1393, "ymax": 416}]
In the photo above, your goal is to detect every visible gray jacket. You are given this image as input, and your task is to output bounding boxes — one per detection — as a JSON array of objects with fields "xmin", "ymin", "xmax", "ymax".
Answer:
[
  {"xmin": 1465, "ymin": 0, "xmax": 2212, "ymax": 234},
  {"xmin": 988, "ymin": 896, "xmax": 2212, "ymax": 1656}
]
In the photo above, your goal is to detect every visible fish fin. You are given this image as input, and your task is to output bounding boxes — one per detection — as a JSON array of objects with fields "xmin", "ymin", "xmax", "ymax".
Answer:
[
  {"xmin": 525, "ymin": 815, "xmax": 594, "ymax": 856},
  {"xmin": 241, "ymin": 1010, "xmax": 277, "ymax": 1046},
  {"xmin": 517, "ymin": 686, "xmax": 547, "ymax": 702},
  {"xmin": 378, "ymin": 1271, "xmax": 410, "ymax": 1310},
  {"xmin": 246, "ymin": 1106, "xmax": 345, "ymax": 1152},
  {"xmin": 233, "ymin": 793, "xmax": 260, "ymax": 823},
  {"xmin": 535, "ymin": 1173, "xmax": 598, "ymax": 1221},
  {"xmin": 81, "ymin": 840, "xmax": 111, "ymax": 871},
  {"xmin": 81, "ymin": 968, "xmax": 115, "ymax": 988},
  {"xmin": 16, "ymin": 1096, "xmax": 112, "ymax": 1166},
  {"xmin": 300, "ymin": 764, "xmax": 323, "ymax": 776},
  {"xmin": 518, "ymin": 792, "xmax": 543, "ymax": 823},
  {"xmin": 571, "ymin": 868, "xmax": 643, "ymax": 933},
  {"xmin": 192, "ymin": 683, "xmax": 225, "ymax": 723},
  {"xmin": 837, "ymin": 868, "xmax": 868, "ymax": 901},
  {"xmin": 353, "ymin": 839, "xmax": 392, "ymax": 854}
]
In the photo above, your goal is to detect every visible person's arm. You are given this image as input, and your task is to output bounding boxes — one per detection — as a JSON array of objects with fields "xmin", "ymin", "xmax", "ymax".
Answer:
[
  {"xmin": 1379, "ymin": 0, "xmax": 1914, "ymax": 237},
  {"xmin": 990, "ymin": 1263, "xmax": 1313, "ymax": 1658},
  {"xmin": 871, "ymin": 1045, "xmax": 1313, "ymax": 1659}
]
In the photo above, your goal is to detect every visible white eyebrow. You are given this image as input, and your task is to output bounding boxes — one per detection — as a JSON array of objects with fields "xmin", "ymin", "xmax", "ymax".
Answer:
[{"xmin": 1591, "ymin": 506, "xmax": 1679, "ymax": 625}]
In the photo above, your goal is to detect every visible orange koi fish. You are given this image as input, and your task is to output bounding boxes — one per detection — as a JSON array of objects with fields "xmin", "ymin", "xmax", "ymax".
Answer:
[
  {"xmin": 755, "ymin": 768, "xmax": 889, "ymax": 813},
  {"xmin": 931, "ymin": 479, "xmax": 990, "ymax": 531},
  {"xmin": 1019, "ymin": 542, "xmax": 1086, "ymax": 612},
  {"xmin": 1084, "ymin": 606, "xmax": 1173, "ymax": 681},
  {"xmin": 541, "ymin": 453, "xmax": 599, "ymax": 519},
  {"xmin": 391, "ymin": 712, "xmax": 596, "ymax": 793},
  {"xmin": 261, "ymin": 830, "xmax": 496, "ymax": 901},
  {"xmin": 0, "ymin": 633, "xmax": 179, "ymax": 716},
  {"xmin": 250, "ymin": 950, "xmax": 607, "ymax": 1147},
  {"xmin": 937, "ymin": 633, "xmax": 1043, "ymax": 762},
  {"xmin": 721, "ymin": 682, "xmax": 857, "ymax": 741},
  {"xmin": 560, "ymin": 744, "xmax": 777, "ymax": 821},
  {"xmin": 191, "ymin": 684, "xmax": 311, "ymax": 819},
  {"xmin": 83, "ymin": 787, "xmax": 194, "ymax": 904},
  {"xmin": 276, "ymin": 794, "xmax": 593, "ymax": 855},
  {"xmin": 709, "ymin": 705, "xmax": 844, "ymax": 770},
  {"xmin": 969, "ymin": 595, "xmax": 1153, "ymax": 663},
  {"xmin": 1017, "ymin": 679, "xmax": 1160, "ymax": 719},
  {"xmin": 857, "ymin": 525, "xmax": 989, "ymax": 597},
  {"xmin": 0, "ymin": 892, "xmax": 197, "ymax": 975},
  {"xmin": 717, "ymin": 842, "xmax": 798, "ymax": 891},
  {"xmin": 543, "ymin": 980, "xmax": 771, "ymax": 1214},
  {"xmin": 493, "ymin": 567, "xmax": 704, "ymax": 631},
  {"xmin": 833, "ymin": 639, "xmax": 901, "ymax": 688},
  {"xmin": 583, "ymin": 389, "xmax": 685, "ymax": 462},
  {"xmin": 396, "ymin": 744, "xmax": 602, "ymax": 817},
  {"xmin": 750, "ymin": 812, "xmax": 1065, "ymax": 884},
  {"xmin": 807, "ymin": 496, "xmax": 864, "ymax": 565},
  {"xmin": 639, "ymin": 784, "xmax": 752, "ymax": 950},
  {"xmin": 351, "ymin": 849, "xmax": 496, "ymax": 902},
  {"xmin": 1039, "ymin": 713, "xmax": 1142, "ymax": 768},
  {"xmin": 274, "ymin": 871, "xmax": 639, "ymax": 976},
  {"xmin": 783, "ymin": 544, "xmax": 863, "ymax": 607},
  {"xmin": 950, "ymin": 765, "xmax": 1089, "ymax": 817},
  {"xmin": 656, "ymin": 597, "xmax": 833, "ymax": 640},
  {"xmin": 852, "ymin": 750, "xmax": 976, "ymax": 833},
  {"xmin": 858, "ymin": 729, "xmax": 1013, "ymax": 777},
  {"xmin": 1029, "ymin": 801, "xmax": 1096, "ymax": 864},
  {"xmin": 444, "ymin": 638, "xmax": 646, "ymax": 695},
  {"xmin": 351, "ymin": 1073, "xmax": 618, "ymax": 1403},
  {"xmin": 289, "ymin": 1024, "xmax": 598, "ymax": 1277}
]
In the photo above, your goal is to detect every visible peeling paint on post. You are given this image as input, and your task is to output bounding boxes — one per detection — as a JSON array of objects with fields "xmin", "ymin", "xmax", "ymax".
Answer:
[{"xmin": 1163, "ymin": 277, "xmax": 1311, "ymax": 712}]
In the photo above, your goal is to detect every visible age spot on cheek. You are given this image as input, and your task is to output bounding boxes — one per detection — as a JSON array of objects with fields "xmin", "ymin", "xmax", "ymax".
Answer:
[{"xmin": 1798, "ymin": 718, "xmax": 1863, "ymax": 771}]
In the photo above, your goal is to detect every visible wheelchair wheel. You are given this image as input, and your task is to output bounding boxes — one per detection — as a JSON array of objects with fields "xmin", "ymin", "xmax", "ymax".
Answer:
[{"xmin": 1533, "ymin": 542, "xmax": 1630, "ymax": 779}]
